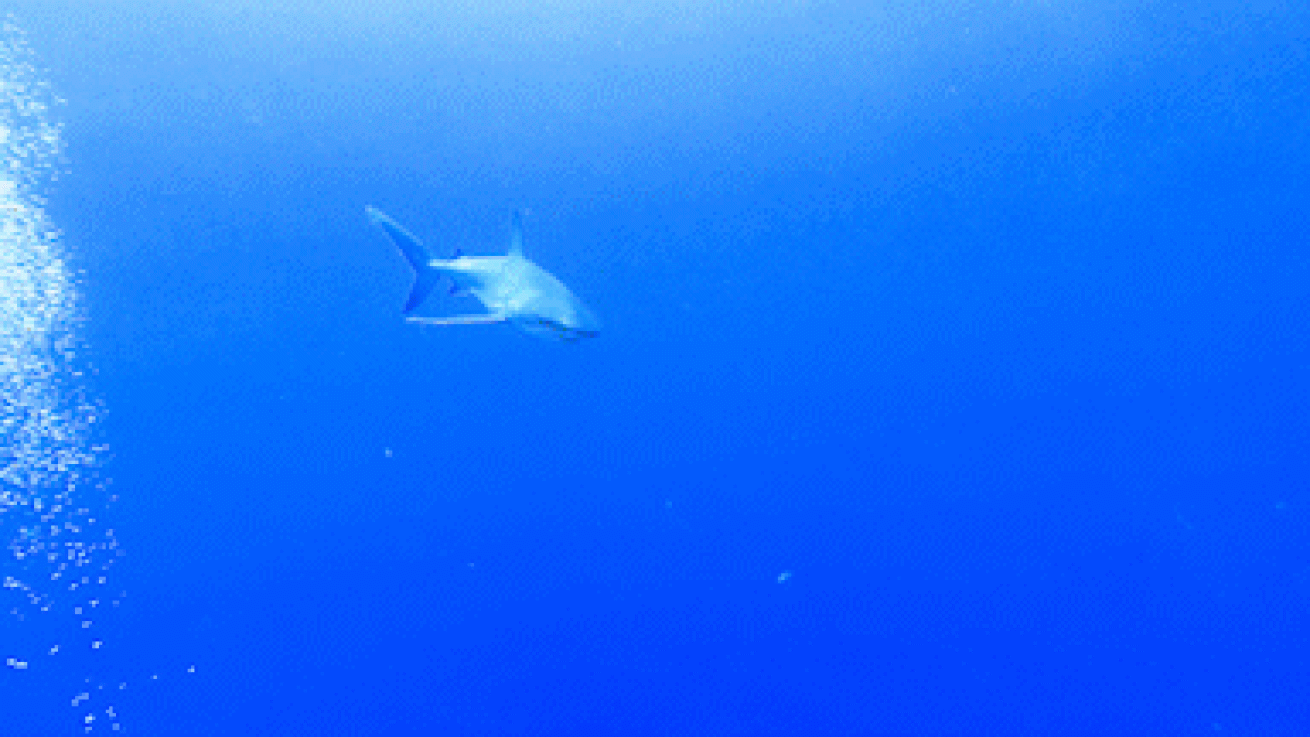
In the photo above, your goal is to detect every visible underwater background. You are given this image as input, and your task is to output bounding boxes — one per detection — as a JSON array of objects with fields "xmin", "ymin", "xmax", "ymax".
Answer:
[{"xmin": 3, "ymin": 1, "xmax": 1308, "ymax": 734}]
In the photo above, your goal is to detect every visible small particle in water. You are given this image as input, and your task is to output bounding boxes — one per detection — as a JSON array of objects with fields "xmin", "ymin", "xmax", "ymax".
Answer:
[
  {"xmin": 7, "ymin": 657, "xmax": 29, "ymax": 670},
  {"xmin": 384, "ymin": 448, "xmax": 393, "ymax": 458},
  {"xmin": 776, "ymin": 570, "xmax": 793, "ymax": 583}
]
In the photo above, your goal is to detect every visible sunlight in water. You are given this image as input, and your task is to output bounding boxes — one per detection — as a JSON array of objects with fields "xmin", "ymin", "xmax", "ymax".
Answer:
[{"xmin": 1, "ymin": 15, "xmax": 120, "ymax": 733}]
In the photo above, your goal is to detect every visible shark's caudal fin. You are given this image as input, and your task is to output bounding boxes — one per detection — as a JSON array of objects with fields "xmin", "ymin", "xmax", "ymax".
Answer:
[{"xmin": 366, "ymin": 206, "xmax": 441, "ymax": 313}]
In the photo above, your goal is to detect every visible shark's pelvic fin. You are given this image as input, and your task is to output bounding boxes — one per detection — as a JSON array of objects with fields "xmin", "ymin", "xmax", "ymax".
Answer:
[{"xmin": 366, "ymin": 206, "xmax": 441, "ymax": 313}]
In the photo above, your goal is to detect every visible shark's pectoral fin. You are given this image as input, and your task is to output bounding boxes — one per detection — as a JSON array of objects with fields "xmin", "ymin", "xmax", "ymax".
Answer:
[{"xmin": 404, "ymin": 314, "xmax": 509, "ymax": 326}]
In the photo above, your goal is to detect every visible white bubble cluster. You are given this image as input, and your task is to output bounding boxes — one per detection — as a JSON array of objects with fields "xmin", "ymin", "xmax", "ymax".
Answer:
[{"xmin": 1, "ymin": 15, "xmax": 118, "ymax": 733}]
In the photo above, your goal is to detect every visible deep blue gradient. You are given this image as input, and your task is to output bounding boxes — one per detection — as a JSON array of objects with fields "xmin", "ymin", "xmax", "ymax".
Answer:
[{"xmin": 6, "ymin": 1, "xmax": 1310, "ymax": 734}]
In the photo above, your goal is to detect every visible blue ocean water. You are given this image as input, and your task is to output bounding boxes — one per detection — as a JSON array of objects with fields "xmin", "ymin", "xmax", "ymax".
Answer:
[{"xmin": 3, "ymin": 1, "xmax": 1308, "ymax": 734}]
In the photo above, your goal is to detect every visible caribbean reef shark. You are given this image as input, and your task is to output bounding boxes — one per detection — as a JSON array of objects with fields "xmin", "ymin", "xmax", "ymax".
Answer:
[{"xmin": 367, "ymin": 206, "xmax": 601, "ymax": 342}]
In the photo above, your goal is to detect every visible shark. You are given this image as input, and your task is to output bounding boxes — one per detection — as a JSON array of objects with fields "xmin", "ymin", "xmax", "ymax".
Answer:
[{"xmin": 366, "ymin": 206, "xmax": 601, "ymax": 342}]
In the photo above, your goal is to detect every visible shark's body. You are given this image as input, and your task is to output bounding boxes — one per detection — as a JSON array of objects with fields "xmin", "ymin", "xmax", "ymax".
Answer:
[{"xmin": 367, "ymin": 206, "xmax": 600, "ymax": 342}]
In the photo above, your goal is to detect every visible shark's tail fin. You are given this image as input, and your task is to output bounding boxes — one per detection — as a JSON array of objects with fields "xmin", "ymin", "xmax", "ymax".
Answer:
[{"xmin": 366, "ymin": 206, "xmax": 441, "ymax": 313}]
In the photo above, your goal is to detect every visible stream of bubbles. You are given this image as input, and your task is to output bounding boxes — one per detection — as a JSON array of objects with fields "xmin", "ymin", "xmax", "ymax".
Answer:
[{"xmin": 1, "ymin": 16, "xmax": 122, "ymax": 733}]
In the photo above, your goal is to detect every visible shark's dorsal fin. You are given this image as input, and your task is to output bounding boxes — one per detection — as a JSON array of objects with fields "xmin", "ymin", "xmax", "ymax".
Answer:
[{"xmin": 509, "ymin": 210, "xmax": 525, "ymax": 258}]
